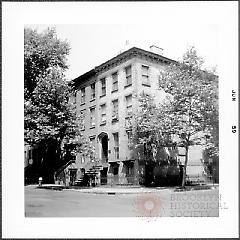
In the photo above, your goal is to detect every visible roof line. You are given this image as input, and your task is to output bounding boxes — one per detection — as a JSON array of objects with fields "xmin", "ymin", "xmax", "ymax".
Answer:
[{"xmin": 72, "ymin": 46, "xmax": 177, "ymax": 84}]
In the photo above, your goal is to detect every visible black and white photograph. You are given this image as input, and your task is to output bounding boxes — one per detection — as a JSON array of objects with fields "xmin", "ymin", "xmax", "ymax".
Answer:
[
  {"xmin": 23, "ymin": 24, "xmax": 220, "ymax": 218},
  {"xmin": 2, "ymin": 1, "xmax": 239, "ymax": 238}
]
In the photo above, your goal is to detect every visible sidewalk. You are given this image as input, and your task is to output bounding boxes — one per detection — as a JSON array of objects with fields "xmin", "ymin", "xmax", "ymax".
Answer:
[
  {"xmin": 35, "ymin": 183, "xmax": 218, "ymax": 194},
  {"xmin": 36, "ymin": 184, "xmax": 172, "ymax": 193},
  {"xmin": 65, "ymin": 184, "xmax": 218, "ymax": 194},
  {"xmin": 65, "ymin": 186, "xmax": 164, "ymax": 194},
  {"xmin": 37, "ymin": 184, "xmax": 65, "ymax": 190}
]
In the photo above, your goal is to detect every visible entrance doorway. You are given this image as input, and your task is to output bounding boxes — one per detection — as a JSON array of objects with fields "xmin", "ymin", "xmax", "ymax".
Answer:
[
  {"xmin": 100, "ymin": 167, "xmax": 108, "ymax": 185},
  {"xmin": 98, "ymin": 132, "xmax": 108, "ymax": 163}
]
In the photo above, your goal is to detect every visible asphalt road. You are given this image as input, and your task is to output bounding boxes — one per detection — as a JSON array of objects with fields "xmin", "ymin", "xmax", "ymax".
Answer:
[{"xmin": 25, "ymin": 185, "xmax": 219, "ymax": 217}]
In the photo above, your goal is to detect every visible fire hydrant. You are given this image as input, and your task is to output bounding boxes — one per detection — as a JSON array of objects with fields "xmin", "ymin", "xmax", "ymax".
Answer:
[{"xmin": 38, "ymin": 177, "xmax": 43, "ymax": 186}]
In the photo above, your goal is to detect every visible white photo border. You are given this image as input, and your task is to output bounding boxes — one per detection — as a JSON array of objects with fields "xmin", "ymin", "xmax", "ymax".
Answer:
[{"xmin": 2, "ymin": 1, "xmax": 239, "ymax": 238}]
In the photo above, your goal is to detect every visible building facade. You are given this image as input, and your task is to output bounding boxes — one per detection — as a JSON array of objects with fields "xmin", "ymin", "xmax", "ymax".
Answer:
[{"xmin": 56, "ymin": 46, "xmax": 206, "ymax": 186}]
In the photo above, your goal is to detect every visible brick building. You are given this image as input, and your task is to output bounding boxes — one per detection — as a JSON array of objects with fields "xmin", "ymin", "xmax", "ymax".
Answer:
[{"xmin": 55, "ymin": 46, "xmax": 206, "ymax": 186}]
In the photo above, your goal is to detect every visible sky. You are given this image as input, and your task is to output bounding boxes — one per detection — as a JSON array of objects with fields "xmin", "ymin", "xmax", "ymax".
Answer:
[
  {"xmin": 22, "ymin": 1, "xmax": 237, "ymax": 82},
  {"xmin": 29, "ymin": 23, "xmax": 219, "ymax": 80}
]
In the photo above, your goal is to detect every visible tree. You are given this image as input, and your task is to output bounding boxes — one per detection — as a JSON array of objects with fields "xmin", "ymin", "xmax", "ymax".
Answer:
[
  {"xmin": 201, "ymin": 69, "xmax": 219, "ymax": 183},
  {"xmin": 159, "ymin": 47, "xmax": 218, "ymax": 187},
  {"xmin": 24, "ymin": 68, "xmax": 94, "ymax": 182},
  {"xmin": 133, "ymin": 93, "xmax": 170, "ymax": 158},
  {"xmin": 133, "ymin": 47, "xmax": 218, "ymax": 187},
  {"xmin": 25, "ymin": 68, "xmax": 78, "ymax": 146},
  {"xmin": 132, "ymin": 93, "xmax": 180, "ymax": 186},
  {"xmin": 24, "ymin": 27, "xmax": 70, "ymax": 98},
  {"xmin": 24, "ymin": 27, "xmax": 93, "ymax": 183}
]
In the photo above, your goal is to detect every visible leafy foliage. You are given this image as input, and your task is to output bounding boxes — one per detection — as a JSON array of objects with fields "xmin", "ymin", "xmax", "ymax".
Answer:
[
  {"xmin": 24, "ymin": 28, "xmax": 94, "ymax": 184},
  {"xmin": 24, "ymin": 68, "xmax": 93, "ymax": 158},
  {"xmin": 24, "ymin": 27, "xmax": 70, "ymax": 98}
]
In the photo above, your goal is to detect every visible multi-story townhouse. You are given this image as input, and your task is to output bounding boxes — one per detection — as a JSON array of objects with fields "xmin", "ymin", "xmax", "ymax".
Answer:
[{"xmin": 55, "ymin": 46, "xmax": 206, "ymax": 186}]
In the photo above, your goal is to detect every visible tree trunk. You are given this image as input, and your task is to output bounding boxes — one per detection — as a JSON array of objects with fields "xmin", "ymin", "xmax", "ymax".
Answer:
[{"xmin": 181, "ymin": 146, "xmax": 189, "ymax": 188}]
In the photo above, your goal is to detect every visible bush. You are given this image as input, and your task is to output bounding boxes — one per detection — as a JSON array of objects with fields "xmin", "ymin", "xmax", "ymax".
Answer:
[
  {"xmin": 167, "ymin": 165, "xmax": 180, "ymax": 186},
  {"xmin": 153, "ymin": 163, "xmax": 181, "ymax": 186},
  {"xmin": 153, "ymin": 165, "xmax": 168, "ymax": 186}
]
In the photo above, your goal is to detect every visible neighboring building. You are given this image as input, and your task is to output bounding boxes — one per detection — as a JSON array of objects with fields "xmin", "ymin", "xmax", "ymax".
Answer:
[
  {"xmin": 24, "ymin": 144, "xmax": 41, "ymax": 184},
  {"xmin": 25, "ymin": 141, "xmax": 64, "ymax": 184},
  {"xmin": 57, "ymin": 46, "xmax": 207, "ymax": 186},
  {"xmin": 25, "ymin": 144, "xmax": 33, "ymax": 168}
]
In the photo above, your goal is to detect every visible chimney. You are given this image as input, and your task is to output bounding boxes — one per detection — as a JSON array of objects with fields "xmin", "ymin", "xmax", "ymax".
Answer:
[
  {"xmin": 149, "ymin": 45, "xmax": 164, "ymax": 56},
  {"xmin": 118, "ymin": 40, "xmax": 131, "ymax": 55}
]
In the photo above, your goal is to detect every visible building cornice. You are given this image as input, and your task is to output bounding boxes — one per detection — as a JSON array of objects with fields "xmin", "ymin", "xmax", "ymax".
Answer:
[{"xmin": 72, "ymin": 47, "xmax": 177, "ymax": 87}]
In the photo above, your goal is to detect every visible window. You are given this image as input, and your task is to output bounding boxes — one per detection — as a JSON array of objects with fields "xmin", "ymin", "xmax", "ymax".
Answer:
[
  {"xmin": 127, "ymin": 130, "xmax": 133, "ymax": 149},
  {"xmin": 100, "ymin": 78, "xmax": 106, "ymax": 97},
  {"xmin": 112, "ymin": 99, "xmax": 119, "ymax": 121},
  {"xmin": 125, "ymin": 95, "xmax": 132, "ymax": 117},
  {"xmin": 142, "ymin": 65, "xmax": 150, "ymax": 86},
  {"xmin": 80, "ymin": 88, "xmax": 85, "ymax": 104},
  {"xmin": 125, "ymin": 65, "xmax": 132, "ymax": 86},
  {"xmin": 113, "ymin": 132, "xmax": 119, "ymax": 160},
  {"xmin": 80, "ymin": 109, "xmax": 86, "ymax": 130},
  {"xmin": 89, "ymin": 136, "xmax": 96, "ymax": 160},
  {"xmin": 90, "ymin": 83, "xmax": 96, "ymax": 100},
  {"xmin": 125, "ymin": 117, "xmax": 132, "ymax": 130},
  {"xmin": 89, "ymin": 107, "xmax": 96, "ymax": 128},
  {"xmin": 89, "ymin": 136, "xmax": 96, "ymax": 142},
  {"xmin": 100, "ymin": 104, "xmax": 106, "ymax": 124},
  {"xmin": 112, "ymin": 72, "xmax": 118, "ymax": 92}
]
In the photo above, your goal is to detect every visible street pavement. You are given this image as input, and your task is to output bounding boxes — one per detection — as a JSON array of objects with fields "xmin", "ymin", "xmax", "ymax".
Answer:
[{"xmin": 25, "ymin": 185, "xmax": 219, "ymax": 217}]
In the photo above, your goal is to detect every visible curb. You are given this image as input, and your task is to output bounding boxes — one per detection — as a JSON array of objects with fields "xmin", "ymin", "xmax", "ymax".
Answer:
[
  {"xmin": 64, "ymin": 186, "xmax": 219, "ymax": 195},
  {"xmin": 63, "ymin": 188, "xmax": 157, "ymax": 195},
  {"xmin": 34, "ymin": 184, "xmax": 219, "ymax": 195}
]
